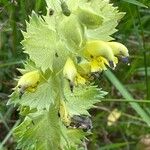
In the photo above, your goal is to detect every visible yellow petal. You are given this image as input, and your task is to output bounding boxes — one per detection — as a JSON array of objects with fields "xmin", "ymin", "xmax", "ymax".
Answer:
[
  {"xmin": 83, "ymin": 40, "xmax": 115, "ymax": 62},
  {"xmin": 90, "ymin": 56, "xmax": 110, "ymax": 72},
  {"xmin": 114, "ymin": 56, "xmax": 118, "ymax": 64},
  {"xmin": 90, "ymin": 59, "xmax": 103, "ymax": 72},
  {"xmin": 75, "ymin": 73, "xmax": 86, "ymax": 85},
  {"xmin": 98, "ymin": 56, "xmax": 109, "ymax": 66},
  {"xmin": 97, "ymin": 56, "xmax": 109, "ymax": 70},
  {"xmin": 107, "ymin": 41, "xmax": 129, "ymax": 57}
]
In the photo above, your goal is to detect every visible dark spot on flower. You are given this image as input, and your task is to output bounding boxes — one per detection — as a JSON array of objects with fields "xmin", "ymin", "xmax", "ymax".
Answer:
[
  {"xmin": 69, "ymin": 81, "xmax": 74, "ymax": 93},
  {"xmin": 49, "ymin": 8, "xmax": 54, "ymax": 16},
  {"xmin": 109, "ymin": 61, "xmax": 114, "ymax": 68},
  {"xmin": 90, "ymin": 55, "xmax": 94, "ymax": 59},
  {"xmin": 18, "ymin": 85, "xmax": 21, "ymax": 88}
]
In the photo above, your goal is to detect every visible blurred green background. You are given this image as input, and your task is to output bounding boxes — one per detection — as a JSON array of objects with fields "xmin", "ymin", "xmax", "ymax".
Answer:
[{"xmin": 0, "ymin": 0, "xmax": 150, "ymax": 149}]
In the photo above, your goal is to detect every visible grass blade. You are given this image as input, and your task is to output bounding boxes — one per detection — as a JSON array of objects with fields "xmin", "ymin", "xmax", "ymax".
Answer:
[
  {"xmin": 104, "ymin": 69, "xmax": 150, "ymax": 126},
  {"xmin": 101, "ymin": 99, "xmax": 150, "ymax": 103},
  {"xmin": 99, "ymin": 142, "xmax": 135, "ymax": 150},
  {"xmin": 0, "ymin": 61, "xmax": 23, "ymax": 68},
  {"xmin": 122, "ymin": 0, "xmax": 148, "ymax": 8},
  {"xmin": 0, "ymin": 113, "xmax": 10, "ymax": 131},
  {"xmin": 0, "ymin": 120, "xmax": 20, "ymax": 149}
]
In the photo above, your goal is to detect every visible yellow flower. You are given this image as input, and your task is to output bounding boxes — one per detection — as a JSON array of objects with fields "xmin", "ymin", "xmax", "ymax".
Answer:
[
  {"xmin": 107, "ymin": 41, "xmax": 129, "ymax": 57},
  {"xmin": 107, "ymin": 41, "xmax": 129, "ymax": 63},
  {"xmin": 17, "ymin": 70, "xmax": 40, "ymax": 98},
  {"xmin": 83, "ymin": 40, "xmax": 116, "ymax": 68},
  {"xmin": 63, "ymin": 58, "xmax": 86, "ymax": 91}
]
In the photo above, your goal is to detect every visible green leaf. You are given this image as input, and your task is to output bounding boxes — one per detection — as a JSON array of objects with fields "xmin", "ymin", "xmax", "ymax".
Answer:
[
  {"xmin": 86, "ymin": 0, "xmax": 125, "ymax": 41},
  {"xmin": 67, "ymin": 0, "xmax": 80, "ymax": 11},
  {"xmin": 19, "ymin": 106, "xmax": 37, "ymax": 116},
  {"xmin": 14, "ymin": 108, "xmax": 61, "ymax": 150},
  {"xmin": 22, "ymin": 11, "xmax": 58, "ymax": 72},
  {"xmin": 104, "ymin": 69, "xmax": 150, "ymax": 126},
  {"xmin": 122, "ymin": 0, "xmax": 148, "ymax": 8},
  {"xmin": 67, "ymin": 129, "xmax": 86, "ymax": 146},
  {"xmin": 76, "ymin": 4, "xmax": 103, "ymax": 29},
  {"xmin": 61, "ymin": 127, "xmax": 87, "ymax": 150},
  {"xmin": 8, "ymin": 76, "xmax": 58, "ymax": 110},
  {"xmin": 64, "ymin": 84, "xmax": 107, "ymax": 116},
  {"xmin": 58, "ymin": 14, "xmax": 85, "ymax": 52},
  {"xmin": 86, "ymin": 19, "xmax": 118, "ymax": 41},
  {"xmin": 14, "ymin": 108, "xmax": 86, "ymax": 150},
  {"xmin": 100, "ymin": 142, "xmax": 135, "ymax": 150},
  {"xmin": 136, "ymin": 67, "xmax": 150, "ymax": 76},
  {"xmin": 17, "ymin": 60, "xmax": 37, "ymax": 74}
]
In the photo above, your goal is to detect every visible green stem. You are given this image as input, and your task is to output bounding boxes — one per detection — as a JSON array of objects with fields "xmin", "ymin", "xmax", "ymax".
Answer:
[
  {"xmin": 10, "ymin": 2, "xmax": 17, "ymax": 56},
  {"xmin": 101, "ymin": 99, "xmax": 150, "ymax": 103},
  {"xmin": 35, "ymin": 0, "xmax": 42, "ymax": 12},
  {"xmin": 0, "ymin": 113, "xmax": 10, "ymax": 131},
  {"xmin": 128, "ymin": 5, "xmax": 149, "ymax": 99},
  {"xmin": 136, "ymin": 6, "xmax": 149, "ymax": 99}
]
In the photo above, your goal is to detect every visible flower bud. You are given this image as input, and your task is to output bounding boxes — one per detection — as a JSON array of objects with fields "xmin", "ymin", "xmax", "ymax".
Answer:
[
  {"xmin": 61, "ymin": 1, "xmax": 71, "ymax": 16},
  {"xmin": 63, "ymin": 58, "xmax": 77, "ymax": 83}
]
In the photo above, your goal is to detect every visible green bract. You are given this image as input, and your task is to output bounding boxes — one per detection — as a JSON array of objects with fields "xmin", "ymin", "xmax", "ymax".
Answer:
[
  {"xmin": 8, "ymin": 0, "xmax": 126, "ymax": 149},
  {"xmin": 76, "ymin": 4, "xmax": 104, "ymax": 29},
  {"xmin": 59, "ymin": 14, "xmax": 85, "ymax": 51}
]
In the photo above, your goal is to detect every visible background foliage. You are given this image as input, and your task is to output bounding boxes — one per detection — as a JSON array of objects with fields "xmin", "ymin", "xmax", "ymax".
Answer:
[{"xmin": 0, "ymin": 0, "xmax": 150, "ymax": 149}]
